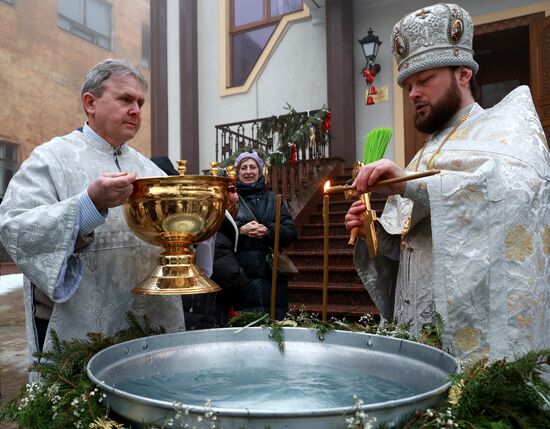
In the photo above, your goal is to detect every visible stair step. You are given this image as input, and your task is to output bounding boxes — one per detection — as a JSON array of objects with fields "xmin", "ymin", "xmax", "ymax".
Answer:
[
  {"xmin": 285, "ymin": 248, "xmax": 354, "ymax": 261},
  {"xmin": 287, "ymin": 167, "xmax": 387, "ymax": 321},
  {"xmin": 293, "ymin": 264, "xmax": 357, "ymax": 272},
  {"xmin": 292, "ymin": 235, "xmax": 355, "ymax": 249},
  {"xmin": 285, "ymin": 248, "xmax": 354, "ymax": 256},
  {"xmin": 289, "ymin": 282, "xmax": 372, "ymax": 307},
  {"xmin": 289, "ymin": 281, "xmax": 364, "ymax": 291},
  {"xmin": 319, "ymin": 200, "xmax": 356, "ymax": 210},
  {"xmin": 317, "ymin": 198, "xmax": 386, "ymax": 209},
  {"xmin": 288, "ymin": 270, "xmax": 361, "ymax": 284},
  {"xmin": 309, "ymin": 211, "xmax": 350, "ymax": 223},
  {"xmin": 289, "ymin": 303, "xmax": 379, "ymax": 318},
  {"xmin": 286, "ymin": 254, "xmax": 354, "ymax": 266},
  {"xmin": 301, "ymin": 222, "xmax": 348, "ymax": 236}
]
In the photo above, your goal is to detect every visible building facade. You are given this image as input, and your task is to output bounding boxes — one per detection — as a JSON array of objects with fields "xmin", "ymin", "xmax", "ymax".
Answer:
[
  {"xmin": 151, "ymin": 0, "xmax": 549, "ymax": 173},
  {"xmin": 1, "ymin": 0, "xmax": 549, "ymax": 194}
]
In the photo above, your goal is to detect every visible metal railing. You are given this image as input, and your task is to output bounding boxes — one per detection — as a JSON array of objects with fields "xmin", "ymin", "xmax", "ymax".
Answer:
[{"xmin": 215, "ymin": 108, "xmax": 331, "ymax": 203}]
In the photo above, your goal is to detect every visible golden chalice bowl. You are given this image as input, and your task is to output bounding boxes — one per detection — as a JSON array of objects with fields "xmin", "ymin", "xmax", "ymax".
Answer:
[{"xmin": 124, "ymin": 162, "xmax": 233, "ymax": 295}]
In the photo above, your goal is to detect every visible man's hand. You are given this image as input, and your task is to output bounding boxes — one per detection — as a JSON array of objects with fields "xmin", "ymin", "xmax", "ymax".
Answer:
[
  {"xmin": 239, "ymin": 221, "xmax": 269, "ymax": 238},
  {"xmin": 344, "ymin": 200, "xmax": 366, "ymax": 239},
  {"xmin": 87, "ymin": 172, "xmax": 137, "ymax": 210},
  {"xmin": 353, "ymin": 159, "xmax": 407, "ymax": 195}
]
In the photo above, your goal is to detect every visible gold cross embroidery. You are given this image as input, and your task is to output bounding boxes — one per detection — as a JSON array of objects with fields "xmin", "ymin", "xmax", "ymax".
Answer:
[{"xmin": 416, "ymin": 8, "xmax": 431, "ymax": 19}]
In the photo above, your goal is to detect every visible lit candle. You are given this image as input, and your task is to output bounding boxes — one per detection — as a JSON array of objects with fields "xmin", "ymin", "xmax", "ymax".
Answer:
[
  {"xmin": 324, "ymin": 184, "xmax": 355, "ymax": 195},
  {"xmin": 322, "ymin": 181, "xmax": 330, "ymax": 321}
]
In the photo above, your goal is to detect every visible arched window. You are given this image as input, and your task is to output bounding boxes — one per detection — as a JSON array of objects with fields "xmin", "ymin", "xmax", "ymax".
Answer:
[{"xmin": 228, "ymin": 0, "xmax": 304, "ymax": 88}]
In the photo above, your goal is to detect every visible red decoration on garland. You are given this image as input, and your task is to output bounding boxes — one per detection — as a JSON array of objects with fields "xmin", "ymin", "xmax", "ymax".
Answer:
[
  {"xmin": 363, "ymin": 66, "xmax": 378, "ymax": 106},
  {"xmin": 362, "ymin": 66, "xmax": 377, "ymax": 85},
  {"xmin": 322, "ymin": 111, "xmax": 332, "ymax": 133},
  {"xmin": 290, "ymin": 143, "xmax": 297, "ymax": 168}
]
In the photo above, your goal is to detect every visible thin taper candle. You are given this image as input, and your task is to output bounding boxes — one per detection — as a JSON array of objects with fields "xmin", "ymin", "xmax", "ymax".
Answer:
[
  {"xmin": 322, "ymin": 182, "xmax": 330, "ymax": 322},
  {"xmin": 270, "ymin": 194, "xmax": 282, "ymax": 320},
  {"xmin": 324, "ymin": 170, "xmax": 441, "ymax": 194}
]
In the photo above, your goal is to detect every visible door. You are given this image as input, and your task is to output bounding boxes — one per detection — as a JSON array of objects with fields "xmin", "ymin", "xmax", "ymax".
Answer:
[{"xmin": 530, "ymin": 14, "xmax": 550, "ymax": 142}]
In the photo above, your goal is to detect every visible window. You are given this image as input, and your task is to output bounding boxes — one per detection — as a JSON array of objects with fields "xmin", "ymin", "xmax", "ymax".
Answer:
[
  {"xmin": 141, "ymin": 24, "xmax": 151, "ymax": 69},
  {"xmin": 0, "ymin": 142, "xmax": 18, "ymax": 200},
  {"xmin": 230, "ymin": 0, "xmax": 303, "ymax": 87},
  {"xmin": 0, "ymin": 0, "xmax": 14, "ymax": 6},
  {"xmin": 58, "ymin": 0, "xmax": 112, "ymax": 50}
]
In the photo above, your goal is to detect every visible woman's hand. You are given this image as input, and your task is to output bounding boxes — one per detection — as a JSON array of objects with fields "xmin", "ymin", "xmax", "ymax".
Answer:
[{"xmin": 239, "ymin": 221, "xmax": 269, "ymax": 238}]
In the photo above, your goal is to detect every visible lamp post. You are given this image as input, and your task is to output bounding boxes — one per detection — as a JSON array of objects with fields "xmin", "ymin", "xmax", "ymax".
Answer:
[{"xmin": 358, "ymin": 28, "xmax": 382, "ymax": 105}]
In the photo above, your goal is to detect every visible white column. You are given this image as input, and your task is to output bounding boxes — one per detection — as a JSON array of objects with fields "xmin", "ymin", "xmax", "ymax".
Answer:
[{"xmin": 166, "ymin": 0, "xmax": 180, "ymax": 160}]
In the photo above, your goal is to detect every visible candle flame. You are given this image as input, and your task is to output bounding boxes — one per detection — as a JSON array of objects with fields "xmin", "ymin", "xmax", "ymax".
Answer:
[{"xmin": 324, "ymin": 181, "xmax": 331, "ymax": 193}]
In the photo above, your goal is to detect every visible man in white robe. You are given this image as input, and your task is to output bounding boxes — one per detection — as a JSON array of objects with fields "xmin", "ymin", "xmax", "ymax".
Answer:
[
  {"xmin": 345, "ymin": 4, "xmax": 549, "ymax": 362},
  {"xmin": 0, "ymin": 60, "xmax": 187, "ymax": 361}
]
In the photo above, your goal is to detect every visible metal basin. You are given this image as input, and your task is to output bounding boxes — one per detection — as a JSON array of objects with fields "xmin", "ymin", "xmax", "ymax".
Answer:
[{"xmin": 87, "ymin": 328, "xmax": 458, "ymax": 428}]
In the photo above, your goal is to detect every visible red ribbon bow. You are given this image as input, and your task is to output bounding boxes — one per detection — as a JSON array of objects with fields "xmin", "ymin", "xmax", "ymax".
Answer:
[
  {"xmin": 323, "ymin": 111, "xmax": 332, "ymax": 133},
  {"xmin": 290, "ymin": 143, "xmax": 297, "ymax": 168}
]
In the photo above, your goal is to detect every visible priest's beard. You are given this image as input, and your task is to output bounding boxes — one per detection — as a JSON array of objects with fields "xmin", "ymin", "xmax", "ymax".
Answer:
[{"xmin": 414, "ymin": 76, "xmax": 462, "ymax": 134}]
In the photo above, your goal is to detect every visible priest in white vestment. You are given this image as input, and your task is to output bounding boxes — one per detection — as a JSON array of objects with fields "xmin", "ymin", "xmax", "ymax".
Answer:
[
  {"xmin": 346, "ymin": 4, "xmax": 549, "ymax": 362},
  {"xmin": 0, "ymin": 60, "xmax": 191, "ymax": 364}
]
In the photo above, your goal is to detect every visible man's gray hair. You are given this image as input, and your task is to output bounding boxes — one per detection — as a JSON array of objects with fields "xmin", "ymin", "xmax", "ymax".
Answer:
[{"xmin": 81, "ymin": 59, "xmax": 148, "ymax": 97}]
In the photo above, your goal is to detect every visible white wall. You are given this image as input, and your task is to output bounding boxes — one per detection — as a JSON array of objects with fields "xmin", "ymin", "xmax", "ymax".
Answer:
[
  {"xmin": 353, "ymin": 0, "xmax": 545, "ymax": 166},
  {"xmin": 170, "ymin": 0, "xmax": 544, "ymax": 171},
  {"xmin": 197, "ymin": 1, "xmax": 327, "ymax": 171}
]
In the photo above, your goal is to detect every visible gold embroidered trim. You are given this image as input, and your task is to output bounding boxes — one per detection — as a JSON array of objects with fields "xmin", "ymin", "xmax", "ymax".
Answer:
[{"xmin": 401, "ymin": 112, "xmax": 470, "ymax": 241}]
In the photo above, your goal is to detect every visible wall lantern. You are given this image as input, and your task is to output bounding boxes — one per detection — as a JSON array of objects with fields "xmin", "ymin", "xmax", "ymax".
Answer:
[{"xmin": 358, "ymin": 28, "xmax": 382, "ymax": 105}]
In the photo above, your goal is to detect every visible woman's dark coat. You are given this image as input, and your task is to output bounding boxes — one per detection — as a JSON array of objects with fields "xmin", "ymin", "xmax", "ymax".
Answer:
[
  {"xmin": 234, "ymin": 176, "xmax": 297, "ymax": 319},
  {"xmin": 211, "ymin": 213, "xmax": 250, "ymax": 312}
]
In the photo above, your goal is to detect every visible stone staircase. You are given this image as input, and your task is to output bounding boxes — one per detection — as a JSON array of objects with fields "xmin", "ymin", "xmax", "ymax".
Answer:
[{"xmin": 285, "ymin": 169, "xmax": 386, "ymax": 320}]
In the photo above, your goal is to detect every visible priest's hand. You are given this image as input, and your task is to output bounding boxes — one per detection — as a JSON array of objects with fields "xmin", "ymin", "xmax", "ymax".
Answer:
[
  {"xmin": 353, "ymin": 159, "xmax": 406, "ymax": 196},
  {"xmin": 344, "ymin": 200, "xmax": 366, "ymax": 239},
  {"xmin": 88, "ymin": 172, "xmax": 137, "ymax": 210}
]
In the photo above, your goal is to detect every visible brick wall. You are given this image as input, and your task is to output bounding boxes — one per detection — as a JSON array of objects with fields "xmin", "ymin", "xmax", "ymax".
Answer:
[{"xmin": 0, "ymin": 0, "xmax": 152, "ymax": 164}]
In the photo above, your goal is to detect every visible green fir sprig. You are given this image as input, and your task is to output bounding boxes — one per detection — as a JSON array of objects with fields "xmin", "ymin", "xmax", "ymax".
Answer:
[
  {"xmin": 0, "ymin": 313, "xmax": 165, "ymax": 429},
  {"xmin": 390, "ymin": 350, "xmax": 550, "ymax": 429},
  {"xmin": 3, "ymin": 310, "xmax": 549, "ymax": 429},
  {"xmin": 453, "ymin": 350, "xmax": 550, "ymax": 428}
]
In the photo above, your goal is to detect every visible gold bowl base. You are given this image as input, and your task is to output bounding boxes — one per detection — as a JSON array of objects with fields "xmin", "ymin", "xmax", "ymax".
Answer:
[{"xmin": 132, "ymin": 254, "xmax": 222, "ymax": 296}]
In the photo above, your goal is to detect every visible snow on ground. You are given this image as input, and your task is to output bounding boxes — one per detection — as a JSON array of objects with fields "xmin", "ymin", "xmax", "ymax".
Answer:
[{"xmin": 0, "ymin": 273, "xmax": 24, "ymax": 295}]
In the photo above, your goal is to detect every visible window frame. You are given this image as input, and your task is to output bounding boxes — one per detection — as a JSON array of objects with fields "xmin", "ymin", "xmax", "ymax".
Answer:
[
  {"xmin": 230, "ymin": 0, "xmax": 289, "ymax": 33},
  {"xmin": 223, "ymin": 0, "xmax": 308, "ymax": 94},
  {"xmin": 0, "ymin": 141, "xmax": 19, "ymax": 199},
  {"xmin": 58, "ymin": 0, "xmax": 112, "ymax": 50}
]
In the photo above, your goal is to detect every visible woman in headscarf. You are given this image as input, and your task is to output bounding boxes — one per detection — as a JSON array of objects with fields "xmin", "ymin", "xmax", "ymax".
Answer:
[{"xmin": 233, "ymin": 151, "xmax": 297, "ymax": 319}]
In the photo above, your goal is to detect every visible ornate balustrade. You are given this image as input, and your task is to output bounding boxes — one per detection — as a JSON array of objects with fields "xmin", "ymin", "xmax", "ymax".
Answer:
[{"xmin": 215, "ymin": 107, "xmax": 333, "ymax": 207}]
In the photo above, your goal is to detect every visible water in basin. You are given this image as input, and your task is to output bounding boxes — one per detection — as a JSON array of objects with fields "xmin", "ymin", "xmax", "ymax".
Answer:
[{"xmin": 116, "ymin": 363, "xmax": 417, "ymax": 410}]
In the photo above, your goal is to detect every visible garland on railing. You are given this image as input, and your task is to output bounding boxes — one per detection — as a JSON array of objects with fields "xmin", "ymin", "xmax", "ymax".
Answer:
[
  {"xmin": 217, "ymin": 104, "xmax": 331, "ymax": 201},
  {"xmin": 224, "ymin": 103, "xmax": 331, "ymax": 168},
  {"xmin": 2, "ymin": 311, "xmax": 549, "ymax": 429}
]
